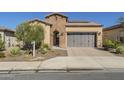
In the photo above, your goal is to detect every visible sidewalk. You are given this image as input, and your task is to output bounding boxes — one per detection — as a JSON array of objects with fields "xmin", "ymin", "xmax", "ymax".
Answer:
[{"xmin": 0, "ymin": 56, "xmax": 124, "ymax": 73}]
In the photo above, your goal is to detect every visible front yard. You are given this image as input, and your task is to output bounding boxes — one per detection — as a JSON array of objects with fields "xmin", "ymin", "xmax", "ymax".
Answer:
[
  {"xmin": 0, "ymin": 48, "xmax": 67, "ymax": 62},
  {"xmin": 0, "ymin": 21, "xmax": 67, "ymax": 62},
  {"xmin": 103, "ymin": 39, "xmax": 124, "ymax": 56}
]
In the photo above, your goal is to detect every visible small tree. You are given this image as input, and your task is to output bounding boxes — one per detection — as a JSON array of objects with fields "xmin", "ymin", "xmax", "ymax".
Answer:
[
  {"xmin": 15, "ymin": 22, "xmax": 44, "ymax": 50},
  {"xmin": 0, "ymin": 34, "xmax": 4, "ymax": 50}
]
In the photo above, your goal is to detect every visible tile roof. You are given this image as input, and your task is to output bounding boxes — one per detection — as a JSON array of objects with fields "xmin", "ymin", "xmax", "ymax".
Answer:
[
  {"xmin": 0, "ymin": 26, "xmax": 15, "ymax": 32},
  {"xmin": 27, "ymin": 18, "xmax": 52, "ymax": 25},
  {"xmin": 68, "ymin": 20, "xmax": 90, "ymax": 23},
  {"xmin": 66, "ymin": 21, "xmax": 102, "ymax": 27},
  {"xmin": 45, "ymin": 12, "xmax": 68, "ymax": 18},
  {"xmin": 104, "ymin": 23, "xmax": 124, "ymax": 31}
]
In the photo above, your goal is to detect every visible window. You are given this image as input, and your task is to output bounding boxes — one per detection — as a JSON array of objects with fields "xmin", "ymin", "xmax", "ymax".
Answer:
[
  {"xmin": 120, "ymin": 37, "xmax": 124, "ymax": 43},
  {"xmin": 119, "ymin": 31, "xmax": 124, "ymax": 43}
]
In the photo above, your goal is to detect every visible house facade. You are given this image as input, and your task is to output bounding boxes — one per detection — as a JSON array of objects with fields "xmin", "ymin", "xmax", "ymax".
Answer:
[
  {"xmin": 103, "ymin": 23, "xmax": 124, "ymax": 44},
  {"xmin": 0, "ymin": 26, "xmax": 16, "ymax": 49},
  {"xmin": 29, "ymin": 13, "xmax": 103, "ymax": 48}
]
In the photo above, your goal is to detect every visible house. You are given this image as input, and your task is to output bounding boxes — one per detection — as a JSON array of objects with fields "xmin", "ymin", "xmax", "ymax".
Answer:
[
  {"xmin": 0, "ymin": 26, "xmax": 16, "ymax": 49},
  {"xmin": 28, "ymin": 13, "xmax": 103, "ymax": 48},
  {"xmin": 103, "ymin": 23, "xmax": 124, "ymax": 44}
]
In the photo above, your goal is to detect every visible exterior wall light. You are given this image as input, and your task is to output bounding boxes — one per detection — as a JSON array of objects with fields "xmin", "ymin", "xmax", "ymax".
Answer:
[
  {"xmin": 97, "ymin": 32, "xmax": 101, "ymax": 36},
  {"xmin": 59, "ymin": 32, "xmax": 63, "ymax": 36}
]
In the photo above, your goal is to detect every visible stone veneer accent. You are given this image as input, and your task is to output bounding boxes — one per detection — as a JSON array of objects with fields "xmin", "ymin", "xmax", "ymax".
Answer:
[{"xmin": 45, "ymin": 14, "xmax": 67, "ymax": 48}]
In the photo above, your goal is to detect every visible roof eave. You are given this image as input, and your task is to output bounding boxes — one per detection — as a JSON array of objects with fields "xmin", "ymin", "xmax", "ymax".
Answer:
[
  {"xmin": 0, "ymin": 29, "xmax": 15, "ymax": 32},
  {"xmin": 45, "ymin": 13, "xmax": 68, "ymax": 18},
  {"xmin": 66, "ymin": 25, "xmax": 103, "ymax": 27},
  {"xmin": 103, "ymin": 24, "xmax": 123, "ymax": 31},
  {"xmin": 28, "ymin": 19, "xmax": 52, "ymax": 26}
]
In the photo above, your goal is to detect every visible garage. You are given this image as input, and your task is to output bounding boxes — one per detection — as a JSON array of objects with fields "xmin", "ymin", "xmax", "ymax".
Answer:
[{"xmin": 67, "ymin": 32, "xmax": 96, "ymax": 47}]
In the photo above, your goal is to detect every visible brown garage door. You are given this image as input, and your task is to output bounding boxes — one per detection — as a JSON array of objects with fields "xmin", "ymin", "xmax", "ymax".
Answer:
[{"xmin": 67, "ymin": 32, "xmax": 96, "ymax": 47}]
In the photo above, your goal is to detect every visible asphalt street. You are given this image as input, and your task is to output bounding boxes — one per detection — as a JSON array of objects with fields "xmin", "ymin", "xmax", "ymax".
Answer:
[{"xmin": 0, "ymin": 70, "xmax": 124, "ymax": 80}]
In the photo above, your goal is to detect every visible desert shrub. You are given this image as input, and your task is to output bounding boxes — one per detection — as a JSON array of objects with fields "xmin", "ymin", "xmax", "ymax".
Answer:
[
  {"xmin": 40, "ymin": 44, "xmax": 50, "ymax": 54},
  {"xmin": 104, "ymin": 39, "xmax": 114, "ymax": 48},
  {"xmin": 42, "ymin": 44, "xmax": 50, "ymax": 50},
  {"xmin": 0, "ymin": 35, "xmax": 4, "ymax": 50},
  {"xmin": 113, "ymin": 40, "xmax": 121, "ymax": 48},
  {"xmin": 0, "ymin": 52, "xmax": 5, "ymax": 58},
  {"xmin": 40, "ymin": 48, "xmax": 48, "ymax": 54},
  {"xmin": 10, "ymin": 47, "xmax": 20, "ymax": 56},
  {"xmin": 116, "ymin": 45, "xmax": 124, "ymax": 54},
  {"xmin": 104, "ymin": 39, "xmax": 121, "ymax": 49}
]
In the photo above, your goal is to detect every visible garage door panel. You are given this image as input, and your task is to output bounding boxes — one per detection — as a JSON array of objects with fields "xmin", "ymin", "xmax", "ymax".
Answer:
[
  {"xmin": 80, "ymin": 33, "xmax": 82, "ymax": 47},
  {"xmin": 67, "ymin": 33, "xmax": 73, "ymax": 47},
  {"xmin": 67, "ymin": 32, "xmax": 96, "ymax": 47},
  {"xmin": 80, "ymin": 33, "xmax": 83, "ymax": 47},
  {"xmin": 91, "ymin": 33, "xmax": 95, "ymax": 47},
  {"xmin": 88, "ymin": 33, "xmax": 92, "ymax": 47},
  {"xmin": 83, "ymin": 33, "xmax": 88, "ymax": 47},
  {"xmin": 77, "ymin": 33, "xmax": 81, "ymax": 47},
  {"xmin": 92, "ymin": 34, "xmax": 95, "ymax": 47}
]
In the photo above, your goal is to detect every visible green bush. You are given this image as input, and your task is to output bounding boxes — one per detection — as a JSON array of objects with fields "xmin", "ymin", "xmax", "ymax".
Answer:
[
  {"xmin": 104, "ymin": 39, "xmax": 121, "ymax": 49},
  {"xmin": 104, "ymin": 39, "xmax": 114, "ymax": 48},
  {"xmin": 42, "ymin": 44, "xmax": 50, "ymax": 50},
  {"xmin": 0, "ymin": 35, "xmax": 4, "ymax": 50},
  {"xmin": 40, "ymin": 44, "xmax": 50, "ymax": 54},
  {"xmin": 10, "ymin": 47, "xmax": 20, "ymax": 56},
  {"xmin": 40, "ymin": 48, "xmax": 48, "ymax": 54},
  {"xmin": 0, "ymin": 52, "xmax": 5, "ymax": 58},
  {"xmin": 113, "ymin": 40, "xmax": 121, "ymax": 48},
  {"xmin": 116, "ymin": 45, "xmax": 124, "ymax": 54}
]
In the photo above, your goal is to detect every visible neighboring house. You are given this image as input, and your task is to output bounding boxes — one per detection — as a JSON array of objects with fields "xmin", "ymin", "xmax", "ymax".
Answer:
[
  {"xmin": 0, "ymin": 26, "xmax": 16, "ymax": 49},
  {"xmin": 103, "ymin": 23, "xmax": 124, "ymax": 45},
  {"xmin": 28, "ymin": 13, "xmax": 103, "ymax": 48}
]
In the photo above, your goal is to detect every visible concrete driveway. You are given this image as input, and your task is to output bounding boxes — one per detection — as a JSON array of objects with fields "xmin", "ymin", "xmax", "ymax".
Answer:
[{"xmin": 67, "ymin": 48, "xmax": 114, "ymax": 56}]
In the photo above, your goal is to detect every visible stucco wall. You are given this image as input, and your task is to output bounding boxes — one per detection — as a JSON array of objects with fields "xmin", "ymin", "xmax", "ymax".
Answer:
[
  {"xmin": 0, "ymin": 30, "xmax": 16, "ymax": 49},
  {"xmin": 5, "ymin": 31, "xmax": 16, "ymax": 48},
  {"xmin": 66, "ymin": 26, "xmax": 103, "ymax": 48},
  {"xmin": 44, "ymin": 25, "xmax": 51, "ymax": 46},
  {"xmin": 103, "ymin": 27, "xmax": 124, "ymax": 45}
]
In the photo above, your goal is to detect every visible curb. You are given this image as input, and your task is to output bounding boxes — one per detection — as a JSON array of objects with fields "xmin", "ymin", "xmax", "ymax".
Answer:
[{"xmin": 0, "ymin": 68, "xmax": 104, "ymax": 74}]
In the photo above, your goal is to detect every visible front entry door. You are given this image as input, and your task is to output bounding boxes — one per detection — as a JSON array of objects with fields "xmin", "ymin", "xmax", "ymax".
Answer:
[{"xmin": 53, "ymin": 31, "xmax": 59, "ymax": 46}]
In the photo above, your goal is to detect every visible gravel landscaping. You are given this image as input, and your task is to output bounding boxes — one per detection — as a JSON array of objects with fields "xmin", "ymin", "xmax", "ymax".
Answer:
[{"xmin": 0, "ymin": 49, "xmax": 67, "ymax": 62}]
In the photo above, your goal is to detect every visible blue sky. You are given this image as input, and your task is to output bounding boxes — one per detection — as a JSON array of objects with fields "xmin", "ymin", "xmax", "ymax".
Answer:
[{"xmin": 0, "ymin": 12, "xmax": 124, "ymax": 29}]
